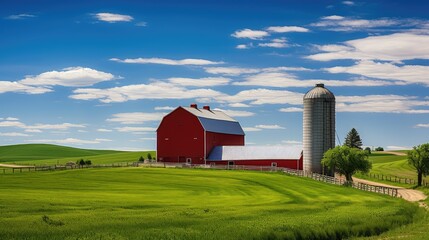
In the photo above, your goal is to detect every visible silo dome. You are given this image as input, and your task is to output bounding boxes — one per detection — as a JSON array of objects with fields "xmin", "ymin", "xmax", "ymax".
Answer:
[{"xmin": 303, "ymin": 83, "xmax": 335, "ymax": 175}]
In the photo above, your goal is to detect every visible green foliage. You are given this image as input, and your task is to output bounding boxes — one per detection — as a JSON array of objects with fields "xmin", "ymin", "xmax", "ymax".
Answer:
[
  {"xmin": 147, "ymin": 153, "xmax": 152, "ymax": 160},
  {"xmin": 375, "ymin": 147, "xmax": 384, "ymax": 151},
  {"xmin": 364, "ymin": 147, "xmax": 371, "ymax": 155},
  {"xmin": 407, "ymin": 143, "xmax": 429, "ymax": 186},
  {"xmin": 84, "ymin": 160, "xmax": 92, "ymax": 165},
  {"xmin": 78, "ymin": 159, "xmax": 85, "ymax": 166},
  {"xmin": 0, "ymin": 168, "xmax": 419, "ymax": 239},
  {"xmin": 322, "ymin": 146, "xmax": 371, "ymax": 182},
  {"xmin": 138, "ymin": 156, "xmax": 144, "ymax": 162},
  {"xmin": 344, "ymin": 128, "xmax": 363, "ymax": 149}
]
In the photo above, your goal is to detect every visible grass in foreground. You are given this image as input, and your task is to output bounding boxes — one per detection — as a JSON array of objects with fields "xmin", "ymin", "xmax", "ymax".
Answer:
[{"xmin": 0, "ymin": 167, "xmax": 422, "ymax": 240}]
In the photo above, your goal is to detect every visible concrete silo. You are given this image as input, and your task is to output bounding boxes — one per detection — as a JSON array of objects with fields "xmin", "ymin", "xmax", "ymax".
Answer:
[{"xmin": 303, "ymin": 83, "xmax": 335, "ymax": 175}]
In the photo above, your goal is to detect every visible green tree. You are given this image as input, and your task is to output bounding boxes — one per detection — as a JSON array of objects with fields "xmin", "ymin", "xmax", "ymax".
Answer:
[
  {"xmin": 138, "ymin": 156, "xmax": 144, "ymax": 162},
  {"xmin": 344, "ymin": 128, "xmax": 363, "ymax": 149},
  {"xmin": 85, "ymin": 160, "xmax": 92, "ymax": 165},
  {"xmin": 147, "ymin": 153, "xmax": 152, "ymax": 160},
  {"xmin": 78, "ymin": 159, "xmax": 85, "ymax": 166},
  {"xmin": 364, "ymin": 147, "xmax": 371, "ymax": 155},
  {"xmin": 407, "ymin": 143, "xmax": 429, "ymax": 186},
  {"xmin": 322, "ymin": 146, "xmax": 371, "ymax": 183},
  {"xmin": 375, "ymin": 147, "xmax": 384, "ymax": 151}
]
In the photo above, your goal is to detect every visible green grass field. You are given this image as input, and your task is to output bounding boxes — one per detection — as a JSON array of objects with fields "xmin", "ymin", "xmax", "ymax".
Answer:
[
  {"xmin": 0, "ymin": 144, "xmax": 155, "ymax": 166},
  {"xmin": 0, "ymin": 167, "xmax": 423, "ymax": 240}
]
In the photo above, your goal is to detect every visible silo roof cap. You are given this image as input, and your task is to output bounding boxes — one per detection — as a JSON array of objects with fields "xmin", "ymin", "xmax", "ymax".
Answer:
[{"xmin": 304, "ymin": 83, "xmax": 335, "ymax": 99}]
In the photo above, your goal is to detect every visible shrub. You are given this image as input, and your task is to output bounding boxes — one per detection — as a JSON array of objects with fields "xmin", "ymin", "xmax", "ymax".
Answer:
[{"xmin": 375, "ymin": 147, "xmax": 384, "ymax": 151}]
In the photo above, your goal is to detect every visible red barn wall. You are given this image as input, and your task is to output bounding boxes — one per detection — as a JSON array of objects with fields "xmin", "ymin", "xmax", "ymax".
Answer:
[
  {"xmin": 205, "ymin": 132, "xmax": 244, "ymax": 159},
  {"xmin": 207, "ymin": 156, "xmax": 303, "ymax": 169},
  {"xmin": 157, "ymin": 108, "xmax": 205, "ymax": 163}
]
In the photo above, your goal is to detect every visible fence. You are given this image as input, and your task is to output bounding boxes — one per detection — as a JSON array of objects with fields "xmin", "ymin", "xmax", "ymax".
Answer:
[
  {"xmin": 363, "ymin": 173, "xmax": 429, "ymax": 186},
  {"xmin": 0, "ymin": 162, "xmax": 137, "ymax": 174}
]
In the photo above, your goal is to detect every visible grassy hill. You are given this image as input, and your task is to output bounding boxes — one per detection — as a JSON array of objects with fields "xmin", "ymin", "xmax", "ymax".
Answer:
[
  {"xmin": 0, "ymin": 167, "xmax": 422, "ymax": 239},
  {"xmin": 0, "ymin": 144, "xmax": 155, "ymax": 165}
]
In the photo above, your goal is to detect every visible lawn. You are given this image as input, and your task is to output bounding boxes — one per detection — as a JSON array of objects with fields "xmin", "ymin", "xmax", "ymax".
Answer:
[{"xmin": 0, "ymin": 167, "xmax": 422, "ymax": 240}]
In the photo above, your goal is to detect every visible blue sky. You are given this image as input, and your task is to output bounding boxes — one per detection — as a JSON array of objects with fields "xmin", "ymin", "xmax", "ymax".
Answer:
[{"xmin": 1, "ymin": 0, "xmax": 429, "ymax": 151}]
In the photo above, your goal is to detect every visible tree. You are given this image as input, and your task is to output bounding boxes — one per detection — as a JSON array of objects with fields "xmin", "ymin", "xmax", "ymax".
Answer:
[
  {"xmin": 407, "ymin": 143, "xmax": 429, "ymax": 186},
  {"xmin": 322, "ymin": 146, "xmax": 372, "ymax": 183},
  {"xmin": 138, "ymin": 156, "xmax": 144, "ymax": 162},
  {"xmin": 147, "ymin": 153, "xmax": 152, "ymax": 160},
  {"xmin": 375, "ymin": 147, "xmax": 384, "ymax": 151},
  {"xmin": 78, "ymin": 159, "xmax": 85, "ymax": 166},
  {"xmin": 364, "ymin": 147, "xmax": 371, "ymax": 155},
  {"xmin": 344, "ymin": 128, "xmax": 363, "ymax": 149},
  {"xmin": 85, "ymin": 160, "xmax": 92, "ymax": 165}
]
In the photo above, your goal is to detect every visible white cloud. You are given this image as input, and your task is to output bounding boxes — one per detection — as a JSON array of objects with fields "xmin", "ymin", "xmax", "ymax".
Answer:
[
  {"xmin": 115, "ymin": 127, "xmax": 157, "ymax": 132},
  {"xmin": 255, "ymin": 124, "xmax": 285, "ymax": 129},
  {"xmin": 218, "ymin": 88, "xmax": 303, "ymax": 105},
  {"xmin": 231, "ymin": 29, "xmax": 269, "ymax": 39},
  {"xmin": 25, "ymin": 129, "xmax": 42, "ymax": 133},
  {"xmin": 19, "ymin": 67, "xmax": 115, "ymax": 87},
  {"xmin": 70, "ymin": 82, "xmax": 225, "ymax": 103},
  {"xmin": 140, "ymin": 137, "xmax": 156, "ymax": 140},
  {"xmin": 0, "ymin": 121, "xmax": 26, "ymax": 128},
  {"xmin": 266, "ymin": 26, "xmax": 309, "ymax": 33},
  {"xmin": 107, "ymin": 112, "xmax": 166, "ymax": 124},
  {"xmin": 279, "ymin": 107, "xmax": 303, "ymax": 112},
  {"xmin": 26, "ymin": 138, "xmax": 102, "ymax": 145},
  {"xmin": 110, "ymin": 57, "xmax": 223, "ymax": 66},
  {"xmin": 0, "ymin": 120, "xmax": 85, "ymax": 131},
  {"xmin": 307, "ymin": 33, "xmax": 429, "ymax": 61},
  {"xmin": 95, "ymin": 138, "xmax": 113, "ymax": 142},
  {"xmin": 6, "ymin": 14, "xmax": 36, "ymax": 20},
  {"xmin": 342, "ymin": 1, "xmax": 355, "ymax": 5},
  {"xmin": 228, "ymin": 103, "xmax": 250, "ymax": 108},
  {"xmin": 322, "ymin": 15, "xmax": 345, "ymax": 20},
  {"xmin": 212, "ymin": 108, "xmax": 255, "ymax": 117},
  {"xmin": 97, "ymin": 128, "xmax": 113, "ymax": 132},
  {"xmin": 0, "ymin": 132, "xmax": 31, "ymax": 137},
  {"xmin": 282, "ymin": 140, "xmax": 302, "ymax": 144},
  {"xmin": 243, "ymin": 127, "xmax": 262, "ymax": 132},
  {"xmin": 236, "ymin": 44, "xmax": 250, "ymax": 49},
  {"xmin": 234, "ymin": 72, "xmax": 394, "ymax": 88},
  {"xmin": 258, "ymin": 38, "xmax": 288, "ymax": 48},
  {"xmin": 325, "ymin": 60, "xmax": 429, "ymax": 85},
  {"xmin": 415, "ymin": 124, "xmax": 429, "ymax": 128},
  {"xmin": 167, "ymin": 77, "xmax": 231, "ymax": 87},
  {"xmin": 0, "ymin": 81, "xmax": 52, "ymax": 94},
  {"xmin": 336, "ymin": 95, "xmax": 429, "ymax": 113},
  {"xmin": 135, "ymin": 22, "xmax": 147, "ymax": 27},
  {"xmin": 154, "ymin": 106, "xmax": 175, "ymax": 111},
  {"xmin": 204, "ymin": 66, "xmax": 311, "ymax": 76},
  {"xmin": 94, "ymin": 13, "xmax": 133, "ymax": 22}
]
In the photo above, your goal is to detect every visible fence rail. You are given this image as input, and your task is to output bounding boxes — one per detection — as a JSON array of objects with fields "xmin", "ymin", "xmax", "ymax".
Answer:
[
  {"xmin": 0, "ymin": 162, "xmax": 138, "ymax": 174},
  {"xmin": 364, "ymin": 173, "xmax": 428, "ymax": 187}
]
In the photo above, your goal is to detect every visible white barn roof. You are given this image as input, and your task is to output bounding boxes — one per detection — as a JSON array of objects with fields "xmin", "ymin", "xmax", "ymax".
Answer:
[
  {"xmin": 208, "ymin": 146, "xmax": 302, "ymax": 161},
  {"xmin": 182, "ymin": 107, "xmax": 245, "ymax": 135}
]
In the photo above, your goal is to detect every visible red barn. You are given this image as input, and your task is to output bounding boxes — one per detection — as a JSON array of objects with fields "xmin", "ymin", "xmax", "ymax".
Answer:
[{"xmin": 157, "ymin": 104, "xmax": 245, "ymax": 164}]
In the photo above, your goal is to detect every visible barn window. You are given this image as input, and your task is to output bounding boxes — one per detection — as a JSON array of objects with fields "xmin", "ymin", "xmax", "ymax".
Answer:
[
  {"xmin": 186, "ymin": 158, "xmax": 192, "ymax": 164},
  {"xmin": 271, "ymin": 162, "xmax": 277, "ymax": 167}
]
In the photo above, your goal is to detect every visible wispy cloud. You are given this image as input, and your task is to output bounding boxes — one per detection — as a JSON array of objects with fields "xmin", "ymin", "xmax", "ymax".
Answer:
[
  {"xmin": 337, "ymin": 95, "xmax": 429, "ymax": 113},
  {"xmin": 255, "ymin": 124, "xmax": 285, "ymax": 129},
  {"xmin": 115, "ymin": 127, "xmax": 157, "ymax": 133},
  {"xmin": 19, "ymin": 67, "xmax": 116, "ymax": 87},
  {"xmin": 204, "ymin": 66, "xmax": 312, "ymax": 76},
  {"xmin": 325, "ymin": 60, "xmax": 429, "ymax": 86},
  {"xmin": 0, "ymin": 132, "xmax": 31, "ymax": 137},
  {"xmin": 70, "ymin": 82, "xmax": 225, "ymax": 103},
  {"xmin": 258, "ymin": 38, "xmax": 289, "ymax": 48},
  {"xmin": 212, "ymin": 108, "xmax": 255, "ymax": 117},
  {"xmin": 94, "ymin": 13, "xmax": 133, "ymax": 23},
  {"xmin": 311, "ymin": 16, "xmax": 398, "ymax": 31},
  {"xmin": 0, "ymin": 81, "xmax": 52, "ymax": 94},
  {"xmin": 231, "ymin": 29, "xmax": 269, "ymax": 39},
  {"xmin": 26, "ymin": 138, "xmax": 103, "ymax": 145},
  {"xmin": 415, "ymin": 123, "xmax": 429, "ymax": 128},
  {"xmin": 110, "ymin": 57, "xmax": 223, "ymax": 66},
  {"xmin": 279, "ymin": 107, "xmax": 303, "ymax": 112},
  {"xmin": 6, "ymin": 14, "xmax": 36, "ymax": 20},
  {"xmin": 107, "ymin": 112, "xmax": 166, "ymax": 124},
  {"xmin": 167, "ymin": 77, "xmax": 231, "ymax": 87},
  {"xmin": 307, "ymin": 33, "xmax": 429, "ymax": 61},
  {"xmin": 266, "ymin": 26, "xmax": 309, "ymax": 33},
  {"xmin": 154, "ymin": 106, "xmax": 175, "ymax": 111},
  {"xmin": 342, "ymin": 1, "xmax": 355, "ymax": 6},
  {"xmin": 0, "ymin": 120, "xmax": 85, "ymax": 132},
  {"xmin": 97, "ymin": 128, "xmax": 113, "ymax": 132}
]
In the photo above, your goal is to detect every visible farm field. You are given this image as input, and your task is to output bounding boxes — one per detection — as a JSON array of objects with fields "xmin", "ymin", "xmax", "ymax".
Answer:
[
  {"xmin": 0, "ymin": 144, "xmax": 154, "ymax": 166},
  {"xmin": 355, "ymin": 151, "xmax": 429, "ymax": 187},
  {"xmin": 0, "ymin": 167, "xmax": 423, "ymax": 240}
]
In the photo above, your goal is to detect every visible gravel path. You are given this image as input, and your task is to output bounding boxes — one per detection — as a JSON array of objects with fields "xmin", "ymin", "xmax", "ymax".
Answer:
[
  {"xmin": 353, "ymin": 177, "xmax": 426, "ymax": 202},
  {"xmin": 0, "ymin": 163, "xmax": 34, "ymax": 168}
]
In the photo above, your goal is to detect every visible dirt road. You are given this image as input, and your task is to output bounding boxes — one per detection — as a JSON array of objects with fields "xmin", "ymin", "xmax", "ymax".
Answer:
[
  {"xmin": 382, "ymin": 151, "xmax": 407, "ymax": 156},
  {"xmin": 353, "ymin": 177, "xmax": 426, "ymax": 202}
]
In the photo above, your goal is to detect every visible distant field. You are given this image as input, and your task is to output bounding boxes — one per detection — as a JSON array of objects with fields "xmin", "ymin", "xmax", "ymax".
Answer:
[
  {"xmin": 355, "ymin": 151, "xmax": 428, "ymax": 187},
  {"xmin": 0, "ymin": 167, "xmax": 422, "ymax": 240},
  {"xmin": 0, "ymin": 144, "xmax": 155, "ymax": 165}
]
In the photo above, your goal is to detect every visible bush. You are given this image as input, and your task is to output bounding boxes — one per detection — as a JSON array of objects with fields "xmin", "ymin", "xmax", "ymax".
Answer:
[
  {"xmin": 364, "ymin": 147, "xmax": 371, "ymax": 154},
  {"xmin": 375, "ymin": 147, "xmax": 384, "ymax": 151},
  {"xmin": 85, "ymin": 160, "xmax": 92, "ymax": 165},
  {"xmin": 138, "ymin": 156, "xmax": 144, "ymax": 162},
  {"xmin": 147, "ymin": 153, "xmax": 152, "ymax": 160}
]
